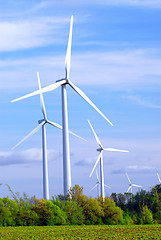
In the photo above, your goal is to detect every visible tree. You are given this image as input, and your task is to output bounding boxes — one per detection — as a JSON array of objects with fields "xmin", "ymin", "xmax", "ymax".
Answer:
[
  {"xmin": 111, "ymin": 193, "xmax": 117, "ymax": 203},
  {"xmin": 100, "ymin": 197, "xmax": 124, "ymax": 225},
  {"xmin": 69, "ymin": 184, "xmax": 88, "ymax": 207},
  {"xmin": 83, "ymin": 197, "xmax": 104, "ymax": 225},
  {"xmin": 117, "ymin": 193, "xmax": 126, "ymax": 209},
  {"xmin": 58, "ymin": 200, "xmax": 85, "ymax": 225},
  {"xmin": 32, "ymin": 198, "xmax": 67, "ymax": 226},
  {"xmin": 69, "ymin": 184, "xmax": 83, "ymax": 201},
  {"xmin": 0, "ymin": 198, "xmax": 18, "ymax": 226},
  {"xmin": 142, "ymin": 205, "xmax": 153, "ymax": 224}
]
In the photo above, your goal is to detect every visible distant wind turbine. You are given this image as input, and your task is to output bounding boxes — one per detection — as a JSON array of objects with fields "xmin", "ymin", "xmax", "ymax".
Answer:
[
  {"xmin": 90, "ymin": 170, "xmax": 110, "ymax": 197},
  {"xmin": 90, "ymin": 171, "xmax": 100, "ymax": 197},
  {"xmin": 11, "ymin": 16, "xmax": 113, "ymax": 196},
  {"xmin": 126, "ymin": 173, "xmax": 142, "ymax": 195},
  {"xmin": 12, "ymin": 72, "xmax": 84, "ymax": 200},
  {"xmin": 88, "ymin": 120, "xmax": 129, "ymax": 199},
  {"xmin": 157, "ymin": 173, "xmax": 161, "ymax": 183}
]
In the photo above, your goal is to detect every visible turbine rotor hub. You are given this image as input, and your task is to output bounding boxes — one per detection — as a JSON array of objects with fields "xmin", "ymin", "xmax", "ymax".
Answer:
[{"xmin": 64, "ymin": 78, "xmax": 70, "ymax": 84}]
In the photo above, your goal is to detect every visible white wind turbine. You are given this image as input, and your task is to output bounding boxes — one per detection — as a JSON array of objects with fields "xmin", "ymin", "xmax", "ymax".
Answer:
[
  {"xmin": 88, "ymin": 120, "xmax": 129, "ymax": 199},
  {"xmin": 126, "ymin": 173, "xmax": 142, "ymax": 195},
  {"xmin": 90, "ymin": 170, "xmax": 110, "ymax": 197},
  {"xmin": 11, "ymin": 15, "xmax": 113, "ymax": 196},
  {"xmin": 90, "ymin": 170, "xmax": 101, "ymax": 197},
  {"xmin": 157, "ymin": 173, "xmax": 161, "ymax": 183},
  {"xmin": 12, "ymin": 72, "xmax": 84, "ymax": 200}
]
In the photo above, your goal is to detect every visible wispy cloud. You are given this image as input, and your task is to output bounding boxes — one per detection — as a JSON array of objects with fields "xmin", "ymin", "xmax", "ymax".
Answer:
[
  {"xmin": 93, "ymin": 0, "xmax": 161, "ymax": 9},
  {"xmin": 75, "ymin": 157, "xmax": 96, "ymax": 166},
  {"xmin": 113, "ymin": 165, "xmax": 156, "ymax": 174},
  {"xmin": 0, "ymin": 17, "xmax": 69, "ymax": 52},
  {"xmin": 122, "ymin": 95, "xmax": 161, "ymax": 109},
  {"xmin": 23, "ymin": 0, "xmax": 161, "ymax": 9},
  {"xmin": 0, "ymin": 49, "xmax": 160, "ymax": 90}
]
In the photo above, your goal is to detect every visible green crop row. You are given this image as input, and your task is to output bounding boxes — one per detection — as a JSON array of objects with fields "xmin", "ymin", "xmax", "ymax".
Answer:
[{"xmin": 0, "ymin": 225, "xmax": 161, "ymax": 240}]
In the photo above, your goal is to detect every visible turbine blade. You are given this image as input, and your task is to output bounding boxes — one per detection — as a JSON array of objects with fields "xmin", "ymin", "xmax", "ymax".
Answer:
[
  {"xmin": 89, "ymin": 184, "xmax": 97, "ymax": 192},
  {"xmin": 157, "ymin": 173, "xmax": 161, "ymax": 183},
  {"xmin": 47, "ymin": 120, "xmax": 86, "ymax": 141},
  {"xmin": 104, "ymin": 184, "xmax": 111, "ymax": 189},
  {"xmin": 11, "ymin": 121, "xmax": 45, "ymax": 150},
  {"xmin": 88, "ymin": 120, "xmax": 103, "ymax": 148},
  {"xmin": 47, "ymin": 120, "xmax": 63, "ymax": 130},
  {"xmin": 11, "ymin": 79, "xmax": 66, "ymax": 103},
  {"xmin": 69, "ymin": 82, "xmax": 113, "ymax": 126},
  {"xmin": 132, "ymin": 184, "xmax": 142, "ymax": 188},
  {"xmin": 126, "ymin": 173, "xmax": 132, "ymax": 184},
  {"xmin": 89, "ymin": 152, "xmax": 102, "ymax": 178},
  {"xmin": 104, "ymin": 148, "xmax": 129, "ymax": 153},
  {"xmin": 126, "ymin": 186, "xmax": 132, "ymax": 193},
  {"xmin": 96, "ymin": 170, "xmax": 99, "ymax": 182},
  {"xmin": 37, "ymin": 72, "xmax": 47, "ymax": 119},
  {"xmin": 65, "ymin": 15, "xmax": 73, "ymax": 80},
  {"xmin": 68, "ymin": 130, "xmax": 86, "ymax": 141}
]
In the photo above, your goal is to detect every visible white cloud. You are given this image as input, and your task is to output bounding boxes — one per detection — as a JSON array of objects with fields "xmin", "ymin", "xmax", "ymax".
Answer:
[{"xmin": 0, "ymin": 148, "xmax": 60, "ymax": 166}]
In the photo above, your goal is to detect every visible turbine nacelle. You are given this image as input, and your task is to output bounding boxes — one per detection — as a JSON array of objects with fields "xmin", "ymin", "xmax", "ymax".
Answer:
[
  {"xmin": 38, "ymin": 119, "xmax": 46, "ymax": 124},
  {"xmin": 97, "ymin": 147, "xmax": 103, "ymax": 152},
  {"xmin": 56, "ymin": 78, "xmax": 70, "ymax": 84}
]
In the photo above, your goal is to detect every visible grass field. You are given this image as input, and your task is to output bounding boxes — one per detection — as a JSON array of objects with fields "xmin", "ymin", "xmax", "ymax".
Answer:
[{"xmin": 0, "ymin": 225, "xmax": 161, "ymax": 239}]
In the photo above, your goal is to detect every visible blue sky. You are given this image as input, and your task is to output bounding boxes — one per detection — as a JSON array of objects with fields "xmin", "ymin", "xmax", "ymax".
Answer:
[{"xmin": 0, "ymin": 0, "xmax": 161, "ymax": 199}]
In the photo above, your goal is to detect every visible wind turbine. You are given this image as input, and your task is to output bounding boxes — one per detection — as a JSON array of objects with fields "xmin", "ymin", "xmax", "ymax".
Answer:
[
  {"xmin": 90, "ymin": 170, "xmax": 100, "ymax": 197},
  {"xmin": 88, "ymin": 120, "xmax": 128, "ymax": 199},
  {"xmin": 90, "ymin": 170, "xmax": 110, "ymax": 197},
  {"xmin": 157, "ymin": 173, "xmax": 161, "ymax": 183},
  {"xmin": 126, "ymin": 173, "xmax": 142, "ymax": 195},
  {"xmin": 12, "ymin": 72, "xmax": 84, "ymax": 200},
  {"xmin": 11, "ymin": 16, "xmax": 113, "ymax": 196}
]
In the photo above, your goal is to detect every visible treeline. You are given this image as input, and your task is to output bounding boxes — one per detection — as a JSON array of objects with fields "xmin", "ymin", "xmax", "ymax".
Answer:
[
  {"xmin": 0, "ymin": 184, "xmax": 161, "ymax": 226},
  {"xmin": 111, "ymin": 184, "xmax": 161, "ymax": 224}
]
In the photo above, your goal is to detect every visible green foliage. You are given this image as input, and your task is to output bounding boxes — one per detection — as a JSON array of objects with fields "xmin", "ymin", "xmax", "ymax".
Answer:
[
  {"xmin": 0, "ymin": 197, "xmax": 19, "ymax": 226},
  {"xmin": 1, "ymin": 183, "xmax": 161, "ymax": 226},
  {"xmin": 68, "ymin": 184, "xmax": 88, "ymax": 207},
  {"xmin": 122, "ymin": 212, "xmax": 133, "ymax": 225},
  {"xmin": 55, "ymin": 200, "xmax": 85, "ymax": 225},
  {"xmin": 100, "ymin": 197, "xmax": 124, "ymax": 225},
  {"xmin": 32, "ymin": 198, "xmax": 67, "ymax": 226},
  {"xmin": 83, "ymin": 197, "xmax": 104, "ymax": 225},
  {"xmin": 142, "ymin": 205, "xmax": 154, "ymax": 224},
  {"xmin": 16, "ymin": 207, "xmax": 39, "ymax": 226},
  {"xmin": 69, "ymin": 184, "xmax": 83, "ymax": 200},
  {"xmin": 0, "ymin": 199, "xmax": 13, "ymax": 226}
]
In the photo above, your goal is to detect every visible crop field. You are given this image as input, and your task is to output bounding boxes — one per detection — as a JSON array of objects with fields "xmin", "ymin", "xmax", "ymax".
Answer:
[{"xmin": 0, "ymin": 225, "xmax": 161, "ymax": 240}]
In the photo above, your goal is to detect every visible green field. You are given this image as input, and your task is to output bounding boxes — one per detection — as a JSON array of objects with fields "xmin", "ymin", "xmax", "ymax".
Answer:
[{"xmin": 0, "ymin": 225, "xmax": 161, "ymax": 239}]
